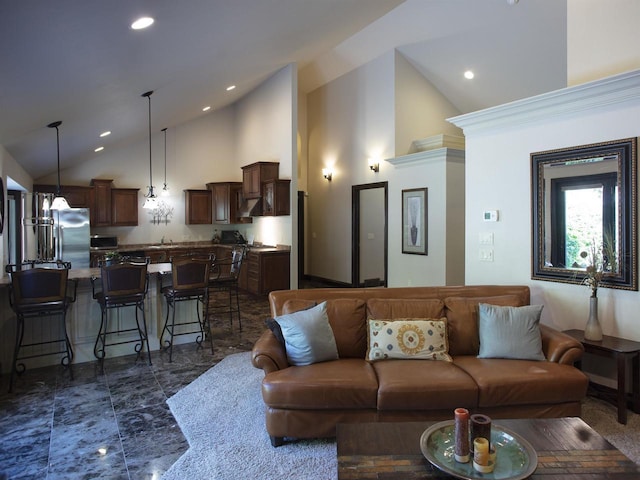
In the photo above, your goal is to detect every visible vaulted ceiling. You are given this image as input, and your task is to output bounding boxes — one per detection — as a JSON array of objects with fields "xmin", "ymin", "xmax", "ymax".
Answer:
[{"xmin": 0, "ymin": 0, "xmax": 566, "ymax": 180}]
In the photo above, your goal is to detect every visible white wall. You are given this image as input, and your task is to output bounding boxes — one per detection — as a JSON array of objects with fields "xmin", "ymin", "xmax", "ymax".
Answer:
[
  {"xmin": 235, "ymin": 64, "xmax": 296, "ymax": 254},
  {"xmin": 454, "ymin": 72, "xmax": 640, "ymax": 346},
  {"xmin": 306, "ymin": 50, "xmax": 465, "ymax": 286},
  {"xmin": 307, "ymin": 51, "xmax": 396, "ymax": 284}
]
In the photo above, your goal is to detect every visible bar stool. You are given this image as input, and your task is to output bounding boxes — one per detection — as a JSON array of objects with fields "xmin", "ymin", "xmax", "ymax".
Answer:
[
  {"xmin": 5, "ymin": 260, "xmax": 77, "ymax": 392},
  {"xmin": 160, "ymin": 256, "xmax": 212, "ymax": 362},
  {"xmin": 91, "ymin": 257, "xmax": 152, "ymax": 366},
  {"xmin": 209, "ymin": 246, "xmax": 246, "ymax": 330}
]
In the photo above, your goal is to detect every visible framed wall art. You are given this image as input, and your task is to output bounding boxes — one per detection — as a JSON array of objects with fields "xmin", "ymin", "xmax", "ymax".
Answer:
[{"xmin": 402, "ymin": 187, "xmax": 427, "ymax": 255}]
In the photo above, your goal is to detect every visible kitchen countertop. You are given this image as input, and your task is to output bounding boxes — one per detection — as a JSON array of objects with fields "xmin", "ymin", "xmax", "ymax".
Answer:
[{"xmin": 111, "ymin": 242, "xmax": 289, "ymax": 253}]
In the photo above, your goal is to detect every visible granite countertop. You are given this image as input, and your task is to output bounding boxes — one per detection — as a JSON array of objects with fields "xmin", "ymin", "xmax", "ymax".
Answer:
[{"xmin": 113, "ymin": 242, "xmax": 289, "ymax": 253}]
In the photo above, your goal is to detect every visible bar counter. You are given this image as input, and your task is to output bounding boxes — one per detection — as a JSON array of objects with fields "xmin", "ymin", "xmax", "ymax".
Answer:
[{"xmin": 0, "ymin": 263, "xmax": 199, "ymax": 375}]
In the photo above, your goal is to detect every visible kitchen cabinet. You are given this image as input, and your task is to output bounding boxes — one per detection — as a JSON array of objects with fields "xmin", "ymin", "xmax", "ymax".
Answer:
[
  {"xmin": 262, "ymin": 179, "xmax": 291, "ymax": 216},
  {"xmin": 241, "ymin": 162, "xmax": 279, "ymax": 199},
  {"xmin": 32, "ymin": 184, "xmax": 92, "ymax": 209},
  {"xmin": 90, "ymin": 179, "xmax": 113, "ymax": 226},
  {"xmin": 111, "ymin": 188, "xmax": 139, "ymax": 226},
  {"xmin": 185, "ymin": 189, "xmax": 212, "ymax": 224},
  {"xmin": 242, "ymin": 249, "xmax": 290, "ymax": 295},
  {"xmin": 208, "ymin": 182, "xmax": 252, "ymax": 225}
]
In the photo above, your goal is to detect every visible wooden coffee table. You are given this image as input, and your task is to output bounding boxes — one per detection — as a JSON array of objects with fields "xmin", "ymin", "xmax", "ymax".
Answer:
[{"xmin": 337, "ymin": 418, "xmax": 639, "ymax": 479}]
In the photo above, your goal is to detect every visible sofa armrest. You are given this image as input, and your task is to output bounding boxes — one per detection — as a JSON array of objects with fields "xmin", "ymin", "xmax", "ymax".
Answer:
[
  {"xmin": 251, "ymin": 330, "xmax": 290, "ymax": 374},
  {"xmin": 540, "ymin": 324, "xmax": 585, "ymax": 365}
]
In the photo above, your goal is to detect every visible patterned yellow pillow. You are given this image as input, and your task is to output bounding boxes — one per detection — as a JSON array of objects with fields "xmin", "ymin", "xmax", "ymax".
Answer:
[{"xmin": 366, "ymin": 318, "xmax": 452, "ymax": 362}]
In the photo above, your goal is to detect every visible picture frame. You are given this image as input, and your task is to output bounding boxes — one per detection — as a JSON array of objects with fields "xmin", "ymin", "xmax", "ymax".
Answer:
[{"xmin": 402, "ymin": 188, "xmax": 427, "ymax": 255}]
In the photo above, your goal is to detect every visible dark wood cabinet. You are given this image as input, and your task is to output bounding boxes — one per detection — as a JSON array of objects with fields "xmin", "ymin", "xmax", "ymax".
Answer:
[
  {"xmin": 185, "ymin": 189, "xmax": 212, "ymax": 224},
  {"xmin": 91, "ymin": 179, "xmax": 113, "ymax": 226},
  {"xmin": 111, "ymin": 188, "xmax": 139, "ymax": 226},
  {"xmin": 33, "ymin": 184, "xmax": 93, "ymax": 209},
  {"xmin": 262, "ymin": 179, "xmax": 291, "ymax": 216},
  {"xmin": 242, "ymin": 249, "xmax": 290, "ymax": 295},
  {"xmin": 241, "ymin": 162, "xmax": 279, "ymax": 199},
  {"xmin": 207, "ymin": 182, "xmax": 252, "ymax": 225}
]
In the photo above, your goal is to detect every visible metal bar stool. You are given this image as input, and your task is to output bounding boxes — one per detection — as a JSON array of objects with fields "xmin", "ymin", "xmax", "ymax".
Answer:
[
  {"xmin": 91, "ymin": 257, "xmax": 152, "ymax": 367},
  {"xmin": 160, "ymin": 255, "xmax": 213, "ymax": 362},
  {"xmin": 5, "ymin": 260, "xmax": 77, "ymax": 392},
  {"xmin": 208, "ymin": 246, "xmax": 246, "ymax": 330}
]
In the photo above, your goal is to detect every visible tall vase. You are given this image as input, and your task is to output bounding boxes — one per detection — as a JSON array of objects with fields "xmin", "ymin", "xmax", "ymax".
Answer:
[{"xmin": 584, "ymin": 296, "xmax": 603, "ymax": 341}]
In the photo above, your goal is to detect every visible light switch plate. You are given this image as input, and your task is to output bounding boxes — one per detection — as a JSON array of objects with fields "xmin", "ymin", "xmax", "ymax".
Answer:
[{"xmin": 483, "ymin": 210, "xmax": 498, "ymax": 222}]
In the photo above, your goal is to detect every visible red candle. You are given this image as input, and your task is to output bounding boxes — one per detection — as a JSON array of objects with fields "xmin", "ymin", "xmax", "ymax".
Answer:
[{"xmin": 454, "ymin": 408, "xmax": 470, "ymax": 463}]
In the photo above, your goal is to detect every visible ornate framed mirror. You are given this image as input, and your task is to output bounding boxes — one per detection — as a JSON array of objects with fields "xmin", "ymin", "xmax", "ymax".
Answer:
[{"xmin": 531, "ymin": 137, "xmax": 637, "ymax": 290}]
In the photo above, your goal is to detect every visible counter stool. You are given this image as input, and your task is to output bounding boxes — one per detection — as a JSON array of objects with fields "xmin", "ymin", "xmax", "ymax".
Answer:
[
  {"xmin": 160, "ymin": 256, "xmax": 212, "ymax": 362},
  {"xmin": 91, "ymin": 258, "xmax": 152, "ymax": 367},
  {"xmin": 209, "ymin": 246, "xmax": 246, "ymax": 330},
  {"xmin": 5, "ymin": 260, "xmax": 77, "ymax": 392}
]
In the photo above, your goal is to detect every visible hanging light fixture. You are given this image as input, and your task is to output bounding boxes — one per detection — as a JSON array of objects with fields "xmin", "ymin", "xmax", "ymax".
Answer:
[
  {"xmin": 161, "ymin": 127, "xmax": 170, "ymax": 196},
  {"xmin": 47, "ymin": 121, "xmax": 70, "ymax": 210},
  {"xmin": 141, "ymin": 90, "xmax": 157, "ymax": 209}
]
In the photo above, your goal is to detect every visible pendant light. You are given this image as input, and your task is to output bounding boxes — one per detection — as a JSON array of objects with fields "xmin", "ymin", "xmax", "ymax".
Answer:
[
  {"xmin": 161, "ymin": 127, "xmax": 170, "ymax": 196},
  {"xmin": 47, "ymin": 121, "xmax": 70, "ymax": 210},
  {"xmin": 142, "ymin": 90, "xmax": 157, "ymax": 209}
]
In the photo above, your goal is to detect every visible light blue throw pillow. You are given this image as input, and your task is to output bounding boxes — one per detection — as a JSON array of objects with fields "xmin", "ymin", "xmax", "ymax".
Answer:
[
  {"xmin": 275, "ymin": 301, "xmax": 338, "ymax": 366},
  {"xmin": 477, "ymin": 303, "xmax": 545, "ymax": 361}
]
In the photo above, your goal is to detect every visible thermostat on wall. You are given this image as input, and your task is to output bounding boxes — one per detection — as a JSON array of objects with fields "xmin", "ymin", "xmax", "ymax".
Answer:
[{"xmin": 483, "ymin": 210, "xmax": 499, "ymax": 222}]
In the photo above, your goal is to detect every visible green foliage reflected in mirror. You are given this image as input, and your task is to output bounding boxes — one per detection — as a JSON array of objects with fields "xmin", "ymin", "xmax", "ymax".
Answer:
[{"xmin": 531, "ymin": 138, "xmax": 637, "ymax": 291}]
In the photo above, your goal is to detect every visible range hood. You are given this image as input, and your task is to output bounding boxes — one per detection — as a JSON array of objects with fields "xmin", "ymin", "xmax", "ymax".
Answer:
[{"xmin": 238, "ymin": 197, "xmax": 262, "ymax": 217}]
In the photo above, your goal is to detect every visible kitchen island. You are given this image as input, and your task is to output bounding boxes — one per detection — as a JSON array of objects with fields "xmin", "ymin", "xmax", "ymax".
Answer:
[{"xmin": 0, "ymin": 244, "xmax": 289, "ymax": 375}]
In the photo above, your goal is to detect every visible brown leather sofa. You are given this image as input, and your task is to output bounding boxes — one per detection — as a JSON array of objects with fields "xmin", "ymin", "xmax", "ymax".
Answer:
[{"xmin": 251, "ymin": 285, "xmax": 588, "ymax": 446}]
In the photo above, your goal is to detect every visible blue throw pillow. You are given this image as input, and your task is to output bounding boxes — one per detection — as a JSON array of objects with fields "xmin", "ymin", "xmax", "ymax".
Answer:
[
  {"xmin": 275, "ymin": 301, "xmax": 338, "ymax": 366},
  {"xmin": 477, "ymin": 303, "xmax": 545, "ymax": 361}
]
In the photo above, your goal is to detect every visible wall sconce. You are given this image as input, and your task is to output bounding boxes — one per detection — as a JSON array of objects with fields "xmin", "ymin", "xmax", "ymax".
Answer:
[
  {"xmin": 368, "ymin": 158, "xmax": 380, "ymax": 173},
  {"xmin": 322, "ymin": 168, "xmax": 333, "ymax": 181}
]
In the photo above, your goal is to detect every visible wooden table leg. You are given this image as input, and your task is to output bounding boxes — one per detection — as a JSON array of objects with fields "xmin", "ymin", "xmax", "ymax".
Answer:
[{"xmin": 616, "ymin": 353, "xmax": 627, "ymax": 424}]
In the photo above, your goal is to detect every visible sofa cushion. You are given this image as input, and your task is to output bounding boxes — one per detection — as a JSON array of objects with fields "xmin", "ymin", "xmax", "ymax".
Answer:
[
  {"xmin": 261, "ymin": 358, "xmax": 379, "ymax": 409},
  {"xmin": 444, "ymin": 295, "xmax": 525, "ymax": 356},
  {"xmin": 453, "ymin": 356, "xmax": 588, "ymax": 407},
  {"xmin": 366, "ymin": 319, "xmax": 452, "ymax": 362},
  {"xmin": 373, "ymin": 360, "xmax": 478, "ymax": 410},
  {"xmin": 478, "ymin": 303, "xmax": 545, "ymax": 361},
  {"xmin": 367, "ymin": 298, "xmax": 445, "ymax": 320},
  {"xmin": 275, "ymin": 302, "xmax": 338, "ymax": 366}
]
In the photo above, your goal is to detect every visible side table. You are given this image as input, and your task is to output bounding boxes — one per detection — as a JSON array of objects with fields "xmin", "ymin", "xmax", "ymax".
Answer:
[{"xmin": 564, "ymin": 329, "xmax": 640, "ymax": 424}]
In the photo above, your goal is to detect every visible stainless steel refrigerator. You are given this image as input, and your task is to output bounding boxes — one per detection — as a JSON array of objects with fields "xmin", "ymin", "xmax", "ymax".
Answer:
[{"xmin": 53, "ymin": 208, "xmax": 90, "ymax": 268}]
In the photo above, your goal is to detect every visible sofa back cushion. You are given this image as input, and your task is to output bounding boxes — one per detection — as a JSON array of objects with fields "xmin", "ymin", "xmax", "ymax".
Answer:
[
  {"xmin": 283, "ymin": 298, "xmax": 367, "ymax": 358},
  {"xmin": 444, "ymin": 295, "xmax": 525, "ymax": 356},
  {"xmin": 366, "ymin": 298, "xmax": 445, "ymax": 320}
]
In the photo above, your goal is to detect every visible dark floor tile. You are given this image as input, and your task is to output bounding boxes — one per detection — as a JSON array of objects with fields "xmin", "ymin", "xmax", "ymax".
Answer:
[
  {"xmin": 53, "ymin": 382, "xmax": 113, "ymax": 426},
  {"xmin": 118, "ymin": 403, "xmax": 188, "ymax": 479}
]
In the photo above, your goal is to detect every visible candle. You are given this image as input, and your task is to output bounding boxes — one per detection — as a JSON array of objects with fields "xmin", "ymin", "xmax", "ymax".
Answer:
[
  {"xmin": 453, "ymin": 408, "xmax": 470, "ymax": 463},
  {"xmin": 473, "ymin": 437, "xmax": 493, "ymax": 473},
  {"xmin": 470, "ymin": 414, "xmax": 492, "ymax": 452}
]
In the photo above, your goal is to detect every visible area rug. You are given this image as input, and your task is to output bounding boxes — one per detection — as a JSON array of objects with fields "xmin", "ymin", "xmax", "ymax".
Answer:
[
  {"xmin": 162, "ymin": 352, "xmax": 336, "ymax": 480},
  {"xmin": 163, "ymin": 352, "xmax": 640, "ymax": 479}
]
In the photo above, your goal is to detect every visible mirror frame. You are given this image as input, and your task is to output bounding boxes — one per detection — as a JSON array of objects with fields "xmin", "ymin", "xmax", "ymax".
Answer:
[{"xmin": 531, "ymin": 137, "xmax": 638, "ymax": 291}]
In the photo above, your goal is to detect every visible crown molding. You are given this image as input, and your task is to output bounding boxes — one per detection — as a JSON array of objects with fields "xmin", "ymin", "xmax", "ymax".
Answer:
[
  {"xmin": 448, "ymin": 69, "xmax": 640, "ymax": 136},
  {"xmin": 386, "ymin": 147, "xmax": 465, "ymax": 169}
]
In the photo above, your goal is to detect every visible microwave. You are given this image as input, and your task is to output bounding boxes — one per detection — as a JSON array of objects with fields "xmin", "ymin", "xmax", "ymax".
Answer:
[{"xmin": 90, "ymin": 235, "xmax": 118, "ymax": 250}]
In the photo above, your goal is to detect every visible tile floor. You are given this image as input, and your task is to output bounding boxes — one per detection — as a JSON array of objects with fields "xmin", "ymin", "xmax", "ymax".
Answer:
[{"xmin": 0, "ymin": 291, "xmax": 270, "ymax": 480}]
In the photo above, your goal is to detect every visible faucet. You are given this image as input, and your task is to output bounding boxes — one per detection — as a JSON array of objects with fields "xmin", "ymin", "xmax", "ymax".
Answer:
[{"xmin": 161, "ymin": 236, "xmax": 165, "ymax": 244}]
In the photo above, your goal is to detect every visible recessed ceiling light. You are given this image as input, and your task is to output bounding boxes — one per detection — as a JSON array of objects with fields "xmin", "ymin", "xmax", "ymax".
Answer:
[
  {"xmin": 464, "ymin": 70, "xmax": 475, "ymax": 80},
  {"xmin": 94, "ymin": 146, "xmax": 104, "ymax": 153},
  {"xmin": 99, "ymin": 131, "xmax": 111, "ymax": 137},
  {"xmin": 202, "ymin": 106, "xmax": 211, "ymax": 112},
  {"xmin": 226, "ymin": 85, "xmax": 236, "ymax": 91},
  {"xmin": 131, "ymin": 17, "xmax": 154, "ymax": 30}
]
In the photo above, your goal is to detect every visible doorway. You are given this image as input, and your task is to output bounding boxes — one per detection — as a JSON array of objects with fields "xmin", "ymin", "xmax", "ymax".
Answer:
[{"xmin": 352, "ymin": 182, "xmax": 388, "ymax": 287}]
